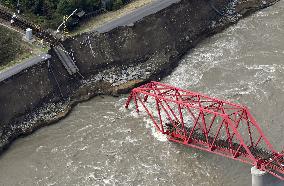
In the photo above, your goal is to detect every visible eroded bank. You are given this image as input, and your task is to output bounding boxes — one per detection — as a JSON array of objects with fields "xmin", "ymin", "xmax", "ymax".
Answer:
[{"xmin": 0, "ymin": 0, "xmax": 280, "ymax": 152}]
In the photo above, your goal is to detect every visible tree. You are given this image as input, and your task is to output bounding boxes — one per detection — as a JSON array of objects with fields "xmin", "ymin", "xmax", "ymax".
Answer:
[
  {"xmin": 112, "ymin": 0, "xmax": 123, "ymax": 10},
  {"xmin": 0, "ymin": 0, "xmax": 127, "ymax": 29}
]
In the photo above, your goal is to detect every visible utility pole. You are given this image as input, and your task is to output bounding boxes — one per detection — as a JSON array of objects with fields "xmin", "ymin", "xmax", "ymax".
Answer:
[
  {"xmin": 16, "ymin": 0, "xmax": 20, "ymax": 14},
  {"xmin": 56, "ymin": 9, "xmax": 78, "ymax": 34}
]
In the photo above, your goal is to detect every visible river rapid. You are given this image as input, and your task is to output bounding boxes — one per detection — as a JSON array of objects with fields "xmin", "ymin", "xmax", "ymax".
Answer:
[{"xmin": 0, "ymin": 1, "xmax": 283, "ymax": 185}]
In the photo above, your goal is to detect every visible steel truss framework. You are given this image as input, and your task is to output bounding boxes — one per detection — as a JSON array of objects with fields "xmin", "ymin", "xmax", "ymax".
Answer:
[{"xmin": 125, "ymin": 81, "xmax": 284, "ymax": 180}]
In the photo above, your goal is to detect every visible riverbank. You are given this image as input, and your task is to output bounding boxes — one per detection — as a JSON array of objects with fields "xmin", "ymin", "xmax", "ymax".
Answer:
[{"xmin": 0, "ymin": 0, "xmax": 280, "ymax": 153}]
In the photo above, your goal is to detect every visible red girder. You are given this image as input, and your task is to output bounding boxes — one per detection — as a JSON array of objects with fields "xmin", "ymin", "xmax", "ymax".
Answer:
[{"xmin": 125, "ymin": 81, "xmax": 284, "ymax": 180}]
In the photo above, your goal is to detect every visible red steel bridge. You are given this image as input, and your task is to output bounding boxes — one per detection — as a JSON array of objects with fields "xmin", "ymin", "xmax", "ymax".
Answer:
[{"xmin": 125, "ymin": 81, "xmax": 284, "ymax": 180}]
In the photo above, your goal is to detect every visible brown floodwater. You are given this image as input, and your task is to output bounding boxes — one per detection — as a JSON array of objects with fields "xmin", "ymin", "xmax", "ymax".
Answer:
[{"xmin": 0, "ymin": 1, "xmax": 283, "ymax": 185}]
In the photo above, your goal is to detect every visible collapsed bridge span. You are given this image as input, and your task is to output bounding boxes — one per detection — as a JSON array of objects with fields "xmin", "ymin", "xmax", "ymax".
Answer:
[{"xmin": 125, "ymin": 81, "xmax": 284, "ymax": 180}]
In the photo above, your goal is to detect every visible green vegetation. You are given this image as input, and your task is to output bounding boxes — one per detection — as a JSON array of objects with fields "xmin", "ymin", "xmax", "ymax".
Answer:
[
  {"xmin": 0, "ymin": 25, "xmax": 49, "ymax": 71},
  {"xmin": 112, "ymin": 0, "xmax": 124, "ymax": 10},
  {"xmin": 1, "ymin": 0, "xmax": 132, "ymax": 29},
  {"xmin": 0, "ymin": 26, "xmax": 26, "ymax": 66}
]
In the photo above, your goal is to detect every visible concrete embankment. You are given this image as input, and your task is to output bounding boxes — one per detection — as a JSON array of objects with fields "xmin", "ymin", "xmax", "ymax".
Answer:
[{"xmin": 0, "ymin": 0, "xmax": 279, "ymax": 152}]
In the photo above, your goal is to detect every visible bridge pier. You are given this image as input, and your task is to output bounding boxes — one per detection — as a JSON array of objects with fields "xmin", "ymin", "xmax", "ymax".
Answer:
[
  {"xmin": 251, "ymin": 166, "xmax": 283, "ymax": 186},
  {"xmin": 251, "ymin": 166, "xmax": 269, "ymax": 186}
]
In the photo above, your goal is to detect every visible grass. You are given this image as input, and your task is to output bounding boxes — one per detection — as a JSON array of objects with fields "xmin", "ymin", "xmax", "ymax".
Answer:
[
  {"xmin": 0, "ymin": 45, "xmax": 49, "ymax": 72},
  {"xmin": 0, "ymin": 25, "xmax": 50, "ymax": 72},
  {"xmin": 0, "ymin": 0, "xmax": 153, "ymax": 71},
  {"xmin": 0, "ymin": 26, "xmax": 25, "ymax": 65}
]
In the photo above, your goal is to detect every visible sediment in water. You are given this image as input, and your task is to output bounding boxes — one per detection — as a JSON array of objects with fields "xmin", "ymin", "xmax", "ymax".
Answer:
[{"xmin": 0, "ymin": 0, "xmax": 280, "ymax": 152}]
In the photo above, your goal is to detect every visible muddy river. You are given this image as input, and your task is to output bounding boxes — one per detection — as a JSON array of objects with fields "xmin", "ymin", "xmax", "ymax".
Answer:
[{"xmin": 0, "ymin": 1, "xmax": 283, "ymax": 185}]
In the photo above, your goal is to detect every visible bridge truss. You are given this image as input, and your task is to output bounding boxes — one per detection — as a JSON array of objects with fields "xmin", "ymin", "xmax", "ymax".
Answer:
[{"xmin": 125, "ymin": 81, "xmax": 284, "ymax": 180}]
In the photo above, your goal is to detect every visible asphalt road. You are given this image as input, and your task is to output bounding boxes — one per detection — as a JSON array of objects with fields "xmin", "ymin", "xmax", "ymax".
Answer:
[
  {"xmin": 0, "ymin": 0, "xmax": 180, "ymax": 81},
  {"xmin": 95, "ymin": 0, "xmax": 181, "ymax": 33},
  {"xmin": 0, "ymin": 54, "xmax": 51, "ymax": 82}
]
